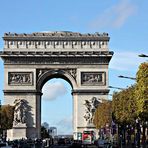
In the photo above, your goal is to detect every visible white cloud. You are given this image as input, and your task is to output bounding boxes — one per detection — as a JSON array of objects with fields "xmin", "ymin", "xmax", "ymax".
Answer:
[
  {"xmin": 90, "ymin": 0, "xmax": 137, "ymax": 29},
  {"xmin": 110, "ymin": 51, "xmax": 147, "ymax": 71},
  {"xmin": 55, "ymin": 116, "xmax": 73, "ymax": 135},
  {"xmin": 42, "ymin": 81, "xmax": 67, "ymax": 101}
]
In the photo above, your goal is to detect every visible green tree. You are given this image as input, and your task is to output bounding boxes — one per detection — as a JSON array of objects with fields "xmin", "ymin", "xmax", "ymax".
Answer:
[
  {"xmin": 112, "ymin": 85, "xmax": 137, "ymax": 126},
  {"xmin": 112, "ymin": 86, "xmax": 137, "ymax": 144},
  {"xmin": 135, "ymin": 62, "xmax": 148, "ymax": 121},
  {"xmin": 93, "ymin": 100, "xmax": 112, "ymax": 129},
  {"xmin": 135, "ymin": 62, "xmax": 148, "ymax": 145}
]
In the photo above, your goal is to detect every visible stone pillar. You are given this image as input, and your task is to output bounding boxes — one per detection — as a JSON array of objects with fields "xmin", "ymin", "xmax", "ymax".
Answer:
[
  {"xmin": 35, "ymin": 94, "xmax": 42, "ymax": 139},
  {"xmin": 72, "ymin": 89, "xmax": 108, "ymax": 140}
]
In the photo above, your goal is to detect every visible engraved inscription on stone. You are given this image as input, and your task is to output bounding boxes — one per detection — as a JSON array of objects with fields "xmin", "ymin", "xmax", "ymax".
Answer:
[
  {"xmin": 81, "ymin": 72, "xmax": 106, "ymax": 85},
  {"xmin": 8, "ymin": 72, "xmax": 33, "ymax": 85}
]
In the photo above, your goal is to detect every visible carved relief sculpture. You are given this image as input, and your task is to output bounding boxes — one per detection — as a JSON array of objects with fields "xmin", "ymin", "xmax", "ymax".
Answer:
[
  {"xmin": 66, "ymin": 69, "xmax": 77, "ymax": 80},
  {"xmin": 84, "ymin": 97, "xmax": 102, "ymax": 124},
  {"xmin": 81, "ymin": 72, "xmax": 106, "ymax": 86},
  {"xmin": 38, "ymin": 70, "xmax": 43, "ymax": 77},
  {"xmin": 37, "ymin": 69, "xmax": 47, "ymax": 79},
  {"xmin": 8, "ymin": 72, "xmax": 33, "ymax": 85}
]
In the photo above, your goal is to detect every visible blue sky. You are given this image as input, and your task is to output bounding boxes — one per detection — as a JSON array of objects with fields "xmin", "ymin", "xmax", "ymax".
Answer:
[{"xmin": 0, "ymin": 0, "xmax": 147, "ymax": 134}]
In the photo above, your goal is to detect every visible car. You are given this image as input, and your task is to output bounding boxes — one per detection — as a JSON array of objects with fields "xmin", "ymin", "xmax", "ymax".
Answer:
[
  {"xmin": 58, "ymin": 138, "xmax": 66, "ymax": 145},
  {"xmin": 97, "ymin": 138, "xmax": 106, "ymax": 148},
  {"xmin": 65, "ymin": 138, "xmax": 71, "ymax": 144},
  {"xmin": 0, "ymin": 142, "xmax": 11, "ymax": 148}
]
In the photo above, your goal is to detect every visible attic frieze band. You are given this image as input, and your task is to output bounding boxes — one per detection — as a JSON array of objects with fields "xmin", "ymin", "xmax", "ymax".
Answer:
[
  {"xmin": 2, "ymin": 57, "xmax": 112, "ymax": 65},
  {"xmin": 3, "ymin": 31, "xmax": 110, "ymax": 50},
  {"xmin": 4, "ymin": 40, "xmax": 108, "ymax": 49}
]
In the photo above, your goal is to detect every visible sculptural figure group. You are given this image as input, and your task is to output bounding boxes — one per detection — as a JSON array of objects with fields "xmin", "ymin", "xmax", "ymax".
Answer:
[
  {"xmin": 13, "ymin": 99, "xmax": 27, "ymax": 126},
  {"xmin": 84, "ymin": 97, "xmax": 102, "ymax": 124}
]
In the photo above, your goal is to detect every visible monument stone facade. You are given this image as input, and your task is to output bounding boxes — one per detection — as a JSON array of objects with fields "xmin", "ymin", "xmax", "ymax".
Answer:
[{"xmin": 0, "ymin": 31, "xmax": 113, "ymax": 140}]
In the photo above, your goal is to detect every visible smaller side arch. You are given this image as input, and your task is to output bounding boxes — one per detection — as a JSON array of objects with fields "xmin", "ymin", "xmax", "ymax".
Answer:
[{"xmin": 36, "ymin": 69, "xmax": 78, "ymax": 91}]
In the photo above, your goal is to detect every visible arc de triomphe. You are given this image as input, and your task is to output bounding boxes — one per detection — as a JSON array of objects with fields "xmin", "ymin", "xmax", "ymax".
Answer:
[{"xmin": 0, "ymin": 31, "xmax": 113, "ymax": 140}]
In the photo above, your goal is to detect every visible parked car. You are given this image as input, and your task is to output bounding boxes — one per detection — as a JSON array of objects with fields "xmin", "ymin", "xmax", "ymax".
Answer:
[
  {"xmin": 0, "ymin": 142, "xmax": 11, "ymax": 148},
  {"xmin": 97, "ymin": 138, "xmax": 106, "ymax": 148},
  {"xmin": 58, "ymin": 138, "xmax": 66, "ymax": 145}
]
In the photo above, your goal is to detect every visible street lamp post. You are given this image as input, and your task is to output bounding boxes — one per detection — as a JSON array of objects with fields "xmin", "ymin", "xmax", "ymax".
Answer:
[
  {"xmin": 118, "ymin": 75, "xmax": 136, "ymax": 80},
  {"xmin": 109, "ymin": 86, "xmax": 124, "ymax": 90},
  {"xmin": 0, "ymin": 99, "xmax": 2, "ymax": 140}
]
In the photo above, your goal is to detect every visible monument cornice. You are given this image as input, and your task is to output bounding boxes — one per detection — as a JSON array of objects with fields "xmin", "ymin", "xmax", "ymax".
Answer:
[
  {"xmin": 0, "ymin": 51, "xmax": 113, "ymax": 65},
  {"xmin": 3, "ymin": 36, "xmax": 110, "ymax": 41},
  {"xmin": 0, "ymin": 51, "xmax": 113, "ymax": 57},
  {"xmin": 3, "ymin": 31, "xmax": 110, "ymax": 41},
  {"xmin": 72, "ymin": 89, "xmax": 109, "ymax": 95},
  {"xmin": 3, "ymin": 90, "xmax": 43, "ymax": 95}
]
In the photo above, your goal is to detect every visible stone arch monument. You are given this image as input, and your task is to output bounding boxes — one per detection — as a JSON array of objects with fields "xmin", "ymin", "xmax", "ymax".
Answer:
[{"xmin": 0, "ymin": 31, "xmax": 113, "ymax": 140}]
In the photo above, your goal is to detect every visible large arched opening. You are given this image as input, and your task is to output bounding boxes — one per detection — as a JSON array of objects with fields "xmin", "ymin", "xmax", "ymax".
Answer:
[
  {"xmin": 36, "ymin": 69, "xmax": 77, "ymax": 137},
  {"xmin": 41, "ymin": 78, "xmax": 73, "ymax": 135}
]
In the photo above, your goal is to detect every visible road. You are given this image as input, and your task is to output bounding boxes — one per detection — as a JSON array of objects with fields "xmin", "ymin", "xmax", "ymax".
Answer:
[
  {"xmin": 50, "ymin": 145, "xmax": 69, "ymax": 148},
  {"xmin": 50, "ymin": 144, "xmax": 97, "ymax": 148}
]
